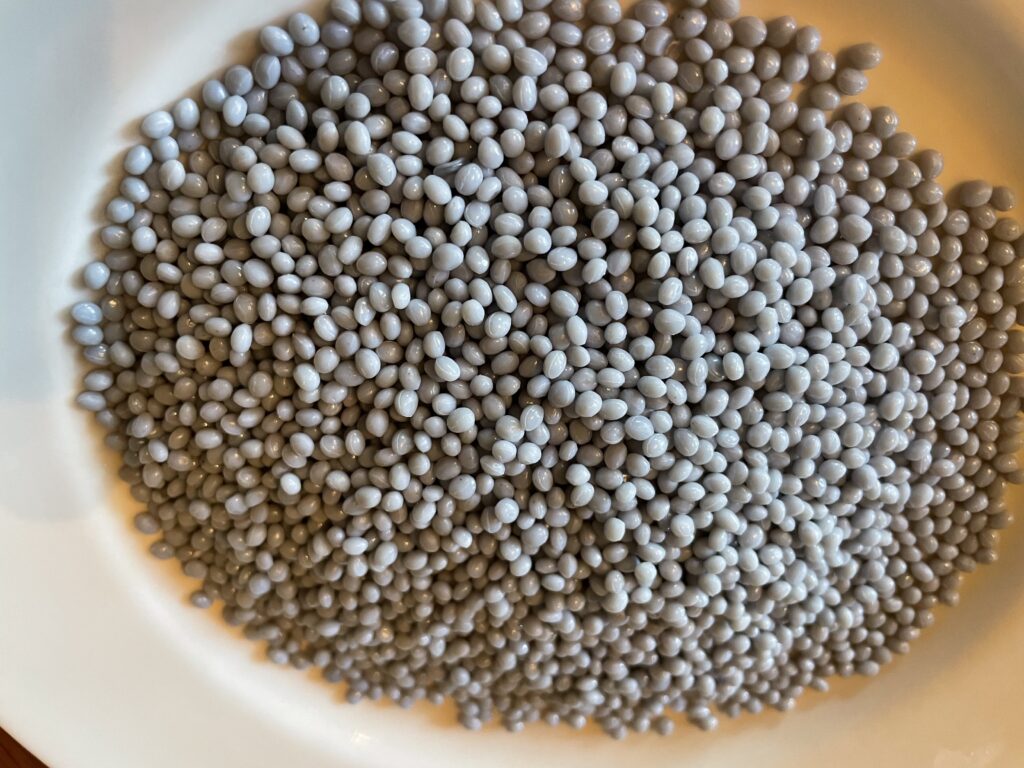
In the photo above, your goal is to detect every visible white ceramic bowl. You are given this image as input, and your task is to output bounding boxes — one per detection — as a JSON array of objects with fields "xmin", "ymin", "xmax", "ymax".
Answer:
[{"xmin": 2, "ymin": 1, "xmax": 1024, "ymax": 765}]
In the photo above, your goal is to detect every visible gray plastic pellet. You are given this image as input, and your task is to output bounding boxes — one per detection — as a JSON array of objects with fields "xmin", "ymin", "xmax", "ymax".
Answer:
[
  {"xmin": 140, "ymin": 110, "xmax": 174, "ymax": 139},
  {"xmin": 260, "ymin": 25, "xmax": 295, "ymax": 56},
  {"xmin": 288, "ymin": 12, "xmax": 321, "ymax": 45},
  {"xmin": 960, "ymin": 180, "xmax": 994, "ymax": 208},
  {"xmin": 845, "ymin": 41, "xmax": 883, "ymax": 70}
]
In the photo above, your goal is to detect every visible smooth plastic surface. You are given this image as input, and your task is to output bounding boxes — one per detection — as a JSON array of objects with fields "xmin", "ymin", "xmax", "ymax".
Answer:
[{"xmin": 2, "ymin": 1, "xmax": 1024, "ymax": 766}]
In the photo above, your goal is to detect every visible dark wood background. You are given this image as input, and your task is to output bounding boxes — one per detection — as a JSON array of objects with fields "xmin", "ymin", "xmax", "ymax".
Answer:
[{"xmin": 0, "ymin": 727, "xmax": 45, "ymax": 768}]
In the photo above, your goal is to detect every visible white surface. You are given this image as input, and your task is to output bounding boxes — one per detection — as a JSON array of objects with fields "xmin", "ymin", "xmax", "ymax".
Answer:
[{"xmin": 2, "ymin": 0, "xmax": 1024, "ymax": 766}]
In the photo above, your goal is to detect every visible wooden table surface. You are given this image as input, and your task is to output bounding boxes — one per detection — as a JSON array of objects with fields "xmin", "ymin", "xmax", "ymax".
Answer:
[{"xmin": 0, "ymin": 727, "xmax": 46, "ymax": 768}]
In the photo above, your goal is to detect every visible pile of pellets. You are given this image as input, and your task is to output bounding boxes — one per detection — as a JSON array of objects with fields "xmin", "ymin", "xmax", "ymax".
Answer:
[{"xmin": 72, "ymin": 0, "xmax": 1024, "ymax": 736}]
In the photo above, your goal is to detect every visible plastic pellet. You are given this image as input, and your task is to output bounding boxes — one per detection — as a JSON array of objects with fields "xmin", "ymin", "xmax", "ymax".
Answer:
[{"xmin": 845, "ymin": 41, "xmax": 883, "ymax": 70}]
